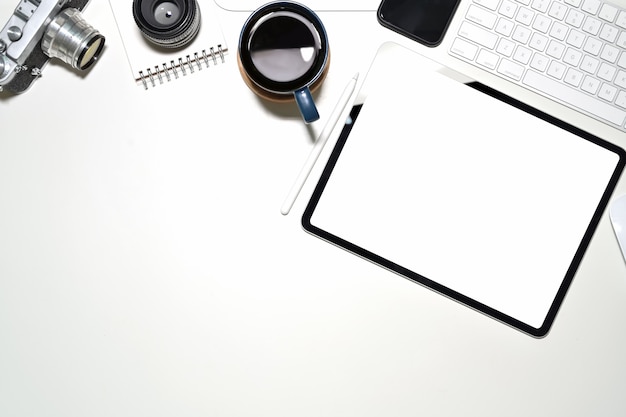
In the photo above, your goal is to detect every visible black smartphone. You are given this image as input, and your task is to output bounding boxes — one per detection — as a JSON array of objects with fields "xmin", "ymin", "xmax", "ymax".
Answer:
[{"xmin": 377, "ymin": 0, "xmax": 462, "ymax": 47}]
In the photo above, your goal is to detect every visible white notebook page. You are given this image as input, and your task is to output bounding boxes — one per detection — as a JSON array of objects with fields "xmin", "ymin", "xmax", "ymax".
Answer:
[{"xmin": 109, "ymin": 0, "xmax": 228, "ymax": 88}]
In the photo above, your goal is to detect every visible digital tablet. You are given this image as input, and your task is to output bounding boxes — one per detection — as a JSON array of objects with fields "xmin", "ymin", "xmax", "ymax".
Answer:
[{"xmin": 302, "ymin": 42, "xmax": 625, "ymax": 337}]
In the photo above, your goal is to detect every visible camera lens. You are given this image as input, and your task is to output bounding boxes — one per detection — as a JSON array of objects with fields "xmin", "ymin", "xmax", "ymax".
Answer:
[
  {"xmin": 133, "ymin": 0, "xmax": 201, "ymax": 49},
  {"xmin": 41, "ymin": 8, "xmax": 105, "ymax": 71}
]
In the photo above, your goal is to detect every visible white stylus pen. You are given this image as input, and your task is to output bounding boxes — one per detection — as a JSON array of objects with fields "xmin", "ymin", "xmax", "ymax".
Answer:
[{"xmin": 281, "ymin": 72, "xmax": 359, "ymax": 215}]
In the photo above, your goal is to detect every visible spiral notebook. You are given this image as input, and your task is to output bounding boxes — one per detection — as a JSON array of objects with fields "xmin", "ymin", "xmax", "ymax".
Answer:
[
  {"xmin": 108, "ymin": 0, "xmax": 228, "ymax": 89},
  {"xmin": 302, "ymin": 42, "xmax": 625, "ymax": 337}
]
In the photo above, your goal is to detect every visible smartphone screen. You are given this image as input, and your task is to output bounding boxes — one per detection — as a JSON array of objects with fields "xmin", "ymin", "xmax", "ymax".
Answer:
[{"xmin": 377, "ymin": 0, "xmax": 461, "ymax": 47}]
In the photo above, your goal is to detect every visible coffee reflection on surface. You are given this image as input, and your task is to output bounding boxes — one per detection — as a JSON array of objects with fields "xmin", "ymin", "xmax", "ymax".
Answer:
[{"xmin": 248, "ymin": 12, "xmax": 321, "ymax": 82}]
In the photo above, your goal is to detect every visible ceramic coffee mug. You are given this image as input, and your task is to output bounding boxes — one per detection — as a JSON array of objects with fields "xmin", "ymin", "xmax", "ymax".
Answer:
[{"xmin": 238, "ymin": 1, "xmax": 330, "ymax": 124}]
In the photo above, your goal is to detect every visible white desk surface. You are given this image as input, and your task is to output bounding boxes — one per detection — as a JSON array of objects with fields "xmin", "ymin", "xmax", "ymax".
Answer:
[{"xmin": 1, "ymin": 1, "xmax": 625, "ymax": 416}]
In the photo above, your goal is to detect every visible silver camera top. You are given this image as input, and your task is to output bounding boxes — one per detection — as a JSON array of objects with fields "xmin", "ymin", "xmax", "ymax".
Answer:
[{"xmin": 0, "ymin": 0, "xmax": 104, "ymax": 94}]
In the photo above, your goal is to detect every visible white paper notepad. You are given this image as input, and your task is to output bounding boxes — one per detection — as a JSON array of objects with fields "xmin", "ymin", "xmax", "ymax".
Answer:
[
  {"xmin": 109, "ymin": 0, "xmax": 228, "ymax": 89},
  {"xmin": 303, "ymin": 42, "xmax": 625, "ymax": 337}
]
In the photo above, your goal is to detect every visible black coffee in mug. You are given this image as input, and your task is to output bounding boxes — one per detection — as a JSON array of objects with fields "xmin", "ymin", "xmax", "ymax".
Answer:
[{"xmin": 238, "ymin": 1, "xmax": 330, "ymax": 123}]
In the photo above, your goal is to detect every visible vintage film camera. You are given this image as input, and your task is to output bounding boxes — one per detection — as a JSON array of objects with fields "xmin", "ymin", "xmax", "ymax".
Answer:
[{"xmin": 0, "ymin": 0, "xmax": 104, "ymax": 94}]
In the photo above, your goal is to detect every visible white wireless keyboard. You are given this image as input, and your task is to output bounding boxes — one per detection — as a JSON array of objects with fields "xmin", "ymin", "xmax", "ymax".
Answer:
[{"xmin": 449, "ymin": 0, "xmax": 626, "ymax": 132}]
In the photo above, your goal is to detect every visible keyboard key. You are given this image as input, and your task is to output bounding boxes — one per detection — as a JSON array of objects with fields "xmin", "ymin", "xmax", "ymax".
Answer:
[
  {"xmin": 497, "ymin": 37, "xmax": 517, "ymax": 56},
  {"xmin": 496, "ymin": 18, "xmax": 515, "ymax": 36},
  {"xmin": 565, "ymin": 67, "xmax": 585, "ymax": 86},
  {"xmin": 582, "ymin": 75, "xmax": 601, "ymax": 94},
  {"xmin": 619, "ymin": 52, "xmax": 626, "ymax": 68},
  {"xmin": 617, "ymin": 32, "xmax": 626, "ymax": 48},
  {"xmin": 533, "ymin": 14, "xmax": 552, "ymax": 33},
  {"xmin": 598, "ymin": 62, "xmax": 617, "ymax": 81},
  {"xmin": 547, "ymin": 61, "xmax": 567, "ymax": 79},
  {"xmin": 599, "ymin": 4, "xmax": 618, "ymax": 22},
  {"xmin": 598, "ymin": 83, "xmax": 618, "ymax": 101},
  {"xmin": 546, "ymin": 40, "xmax": 566, "ymax": 59},
  {"xmin": 458, "ymin": 21, "xmax": 499, "ymax": 48},
  {"xmin": 566, "ymin": 29, "xmax": 585, "ymax": 48},
  {"xmin": 550, "ymin": 21, "xmax": 569, "ymax": 40},
  {"xmin": 614, "ymin": 70, "xmax": 626, "ymax": 88},
  {"xmin": 529, "ymin": 32, "xmax": 549, "ymax": 51},
  {"xmin": 500, "ymin": 0, "xmax": 518, "ymax": 18},
  {"xmin": 582, "ymin": 16, "xmax": 602, "ymax": 35},
  {"xmin": 467, "ymin": 4, "xmax": 498, "ymax": 29},
  {"xmin": 617, "ymin": 11, "xmax": 626, "ymax": 28},
  {"xmin": 474, "ymin": 0, "xmax": 501, "ymax": 11},
  {"xmin": 599, "ymin": 23, "xmax": 619, "ymax": 42},
  {"xmin": 582, "ymin": 0, "xmax": 601, "ymax": 15},
  {"xmin": 564, "ymin": 0, "xmax": 582, "ymax": 7},
  {"xmin": 530, "ymin": 53, "xmax": 550, "ymax": 71},
  {"xmin": 548, "ymin": 1, "xmax": 568, "ymax": 20},
  {"xmin": 601, "ymin": 44, "xmax": 620, "ymax": 63},
  {"xmin": 583, "ymin": 37, "xmax": 603, "ymax": 55},
  {"xmin": 564, "ymin": 47, "xmax": 584, "ymax": 66},
  {"xmin": 516, "ymin": 7, "xmax": 535, "ymax": 25},
  {"xmin": 512, "ymin": 25, "xmax": 533, "ymax": 43},
  {"xmin": 450, "ymin": 38, "xmax": 479, "ymax": 60},
  {"xmin": 531, "ymin": 0, "xmax": 550, "ymax": 13},
  {"xmin": 498, "ymin": 58, "xmax": 525, "ymax": 79},
  {"xmin": 524, "ymin": 70, "xmax": 626, "ymax": 126},
  {"xmin": 514, "ymin": 45, "xmax": 533, "ymax": 63},
  {"xmin": 566, "ymin": 9, "xmax": 585, "ymax": 28},
  {"xmin": 581, "ymin": 55, "xmax": 601, "ymax": 73},
  {"xmin": 477, "ymin": 49, "xmax": 500, "ymax": 69},
  {"xmin": 616, "ymin": 91, "xmax": 626, "ymax": 109}
]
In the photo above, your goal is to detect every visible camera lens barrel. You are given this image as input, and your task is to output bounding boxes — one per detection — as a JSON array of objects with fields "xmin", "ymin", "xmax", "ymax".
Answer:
[
  {"xmin": 41, "ymin": 8, "xmax": 105, "ymax": 71},
  {"xmin": 133, "ymin": 0, "xmax": 201, "ymax": 49}
]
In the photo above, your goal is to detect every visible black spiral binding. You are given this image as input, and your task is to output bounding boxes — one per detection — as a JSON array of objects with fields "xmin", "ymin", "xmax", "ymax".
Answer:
[{"xmin": 136, "ymin": 45, "xmax": 227, "ymax": 90}]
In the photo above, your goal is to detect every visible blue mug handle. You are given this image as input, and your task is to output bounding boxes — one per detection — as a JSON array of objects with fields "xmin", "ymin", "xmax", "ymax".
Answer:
[{"xmin": 294, "ymin": 87, "xmax": 320, "ymax": 124}]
